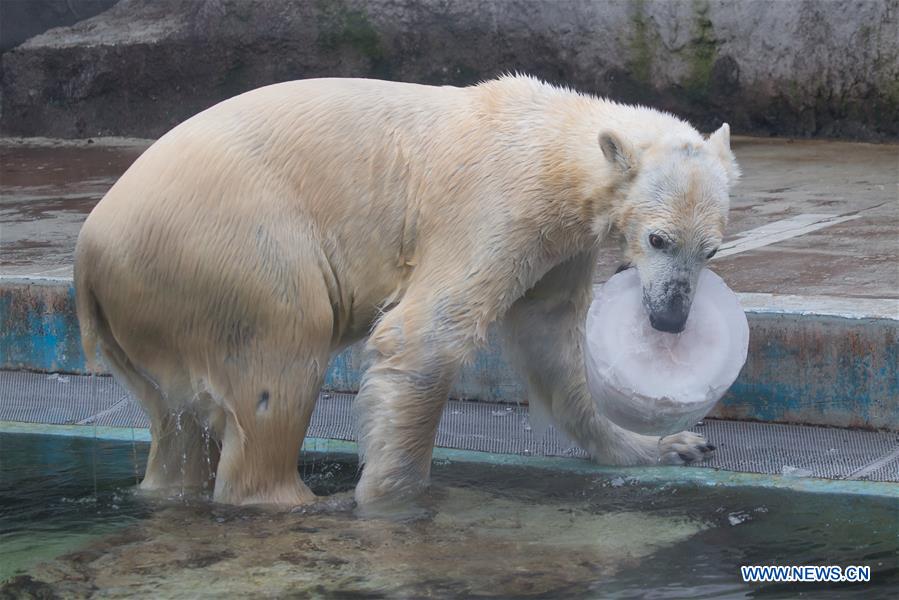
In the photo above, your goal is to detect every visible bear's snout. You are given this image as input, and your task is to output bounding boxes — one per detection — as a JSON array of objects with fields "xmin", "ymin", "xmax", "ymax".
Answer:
[{"xmin": 646, "ymin": 280, "xmax": 691, "ymax": 334}]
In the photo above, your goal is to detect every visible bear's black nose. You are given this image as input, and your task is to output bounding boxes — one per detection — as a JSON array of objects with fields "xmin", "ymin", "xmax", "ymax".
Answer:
[{"xmin": 649, "ymin": 312, "xmax": 687, "ymax": 334}]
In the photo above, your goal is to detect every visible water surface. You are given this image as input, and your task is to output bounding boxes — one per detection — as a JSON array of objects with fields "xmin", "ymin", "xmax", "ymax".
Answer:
[{"xmin": 1, "ymin": 432, "xmax": 896, "ymax": 598}]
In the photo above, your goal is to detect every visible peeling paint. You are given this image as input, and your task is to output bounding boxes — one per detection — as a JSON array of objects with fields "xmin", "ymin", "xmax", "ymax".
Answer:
[{"xmin": 1, "ymin": 277, "xmax": 896, "ymax": 430}]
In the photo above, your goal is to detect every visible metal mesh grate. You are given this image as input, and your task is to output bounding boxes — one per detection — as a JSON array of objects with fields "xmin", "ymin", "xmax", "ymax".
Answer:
[
  {"xmin": 859, "ymin": 459, "xmax": 899, "ymax": 482},
  {"xmin": 0, "ymin": 371, "xmax": 127, "ymax": 425},
  {"xmin": 2, "ymin": 370, "xmax": 897, "ymax": 482},
  {"xmin": 692, "ymin": 419, "xmax": 899, "ymax": 480}
]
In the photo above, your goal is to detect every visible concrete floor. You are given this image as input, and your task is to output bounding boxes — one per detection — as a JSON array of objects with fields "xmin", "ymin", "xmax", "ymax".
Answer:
[{"xmin": 1, "ymin": 136, "xmax": 897, "ymax": 299}]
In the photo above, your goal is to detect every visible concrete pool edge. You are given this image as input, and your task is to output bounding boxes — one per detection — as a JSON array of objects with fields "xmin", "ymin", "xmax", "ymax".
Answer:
[
  {"xmin": 2, "ymin": 275, "xmax": 898, "ymax": 429},
  {"xmin": 3, "ymin": 420, "xmax": 897, "ymax": 500}
]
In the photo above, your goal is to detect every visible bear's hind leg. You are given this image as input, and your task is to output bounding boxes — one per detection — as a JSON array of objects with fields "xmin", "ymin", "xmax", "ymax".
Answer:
[
  {"xmin": 141, "ymin": 408, "xmax": 220, "ymax": 495},
  {"xmin": 95, "ymin": 338, "xmax": 219, "ymax": 496},
  {"xmin": 210, "ymin": 358, "xmax": 324, "ymax": 507}
]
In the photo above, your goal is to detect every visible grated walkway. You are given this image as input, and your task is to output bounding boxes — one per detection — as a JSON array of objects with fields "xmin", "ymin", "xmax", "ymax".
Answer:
[{"xmin": 2, "ymin": 370, "xmax": 897, "ymax": 483}]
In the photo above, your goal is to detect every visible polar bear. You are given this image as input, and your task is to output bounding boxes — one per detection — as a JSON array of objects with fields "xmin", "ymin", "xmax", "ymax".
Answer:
[{"xmin": 74, "ymin": 75, "xmax": 737, "ymax": 510}]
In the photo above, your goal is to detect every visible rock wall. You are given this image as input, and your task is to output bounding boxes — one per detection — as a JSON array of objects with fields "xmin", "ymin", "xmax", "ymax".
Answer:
[
  {"xmin": 2, "ymin": 0, "xmax": 897, "ymax": 140},
  {"xmin": 0, "ymin": 0, "xmax": 119, "ymax": 53}
]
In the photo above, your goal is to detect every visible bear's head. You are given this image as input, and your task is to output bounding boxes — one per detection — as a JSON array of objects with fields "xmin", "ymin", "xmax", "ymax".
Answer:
[{"xmin": 601, "ymin": 124, "xmax": 739, "ymax": 334}]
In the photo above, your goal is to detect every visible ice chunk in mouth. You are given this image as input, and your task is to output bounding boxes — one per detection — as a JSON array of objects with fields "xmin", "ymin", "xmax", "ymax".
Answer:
[{"xmin": 585, "ymin": 268, "xmax": 749, "ymax": 436}]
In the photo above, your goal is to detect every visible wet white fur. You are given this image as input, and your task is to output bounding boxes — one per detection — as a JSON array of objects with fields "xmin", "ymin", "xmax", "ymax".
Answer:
[{"xmin": 74, "ymin": 75, "xmax": 737, "ymax": 509}]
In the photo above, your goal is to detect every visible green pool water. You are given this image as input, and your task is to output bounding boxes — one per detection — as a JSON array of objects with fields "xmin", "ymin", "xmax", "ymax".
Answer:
[{"xmin": 0, "ymin": 432, "xmax": 896, "ymax": 598}]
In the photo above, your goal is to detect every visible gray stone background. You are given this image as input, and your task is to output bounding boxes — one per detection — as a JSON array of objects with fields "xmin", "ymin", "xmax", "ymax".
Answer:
[{"xmin": 1, "ymin": 0, "xmax": 898, "ymax": 140}]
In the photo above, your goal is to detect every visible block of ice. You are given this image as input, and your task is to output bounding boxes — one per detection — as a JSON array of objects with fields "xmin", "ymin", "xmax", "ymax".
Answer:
[{"xmin": 584, "ymin": 268, "xmax": 749, "ymax": 436}]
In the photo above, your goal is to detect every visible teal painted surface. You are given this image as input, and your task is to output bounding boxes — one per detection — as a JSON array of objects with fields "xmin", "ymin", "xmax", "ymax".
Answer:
[
  {"xmin": 2, "ymin": 421, "xmax": 896, "ymax": 499},
  {"xmin": 322, "ymin": 346, "xmax": 365, "ymax": 392},
  {"xmin": 1, "ymin": 278, "xmax": 897, "ymax": 429},
  {"xmin": 0, "ymin": 280, "xmax": 86, "ymax": 373},
  {"xmin": 716, "ymin": 314, "xmax": 899, "ymax": 429},
  {"xmin": 323, "ymin": 336, "xmax": 526, "ymax": 402}
]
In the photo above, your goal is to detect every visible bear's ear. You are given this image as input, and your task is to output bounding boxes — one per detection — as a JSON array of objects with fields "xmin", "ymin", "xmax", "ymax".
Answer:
[
  {"xmin": 598, "ymin": 131, "xmax": 636, "ymax": 176},
  {"xmin": 708, "ymin": 123, "xmax": 741, "ymax": 184}
]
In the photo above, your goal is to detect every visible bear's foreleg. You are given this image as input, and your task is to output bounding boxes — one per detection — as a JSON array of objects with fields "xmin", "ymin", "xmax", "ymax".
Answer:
[
  {"xmin": 354, "ymin": 293, "xmax": 473, "ymax": 514},
  {"xmin": 501, "ymin": 252, "xmax": 715, "ymax": 466}
]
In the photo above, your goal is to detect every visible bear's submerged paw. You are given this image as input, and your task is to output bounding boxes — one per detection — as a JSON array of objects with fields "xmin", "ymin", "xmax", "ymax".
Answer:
[
  {"xmin": 353, "ymin": 486, "xmax": 435, "ymax": 522},
  {"xmin": 213, "ymin": 478, "xmax": 318, "ymax": 508},
  {"xmin": 656, "ymin": 430, "xmax": 716, "ymax": 465},
  {"xmin": 290, "ymin": 491, "xmax": 357, "ymax": 515}
]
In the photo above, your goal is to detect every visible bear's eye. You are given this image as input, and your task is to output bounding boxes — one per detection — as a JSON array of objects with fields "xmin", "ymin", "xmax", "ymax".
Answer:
[
  {"xmin": 648, "ymin": 234, "xmax": 667, "ymax": 250},
  {"xmin": 706, "ymin": 247, "xmax": 719, "ymax": 260}
]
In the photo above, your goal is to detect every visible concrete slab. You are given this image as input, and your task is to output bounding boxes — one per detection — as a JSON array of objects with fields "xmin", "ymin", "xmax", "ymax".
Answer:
[
  {"xmin": 1, "ymin": 138, "xmax": 148, "ymax": 273},
  {"xmin": 2, "ymin": 135, "xmax": 897, "ymax": 299}
]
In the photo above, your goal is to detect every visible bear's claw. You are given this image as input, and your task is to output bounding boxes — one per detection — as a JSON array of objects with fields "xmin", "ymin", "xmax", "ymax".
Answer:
[{"xmin": 657, "ymin": 430, "xmax": 716, "ymax": 465}]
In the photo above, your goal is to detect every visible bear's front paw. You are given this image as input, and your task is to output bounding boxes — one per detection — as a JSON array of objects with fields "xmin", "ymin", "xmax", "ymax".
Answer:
[{"xmin": 657, "ymin": 430, "xmax": 716, "ymax": 465}]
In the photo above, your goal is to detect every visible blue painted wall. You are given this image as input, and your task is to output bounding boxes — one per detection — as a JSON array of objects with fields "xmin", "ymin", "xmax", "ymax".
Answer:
[
  {"xmin": 2, "ymin": 278, "xmax": 897, "ymax": 429},
  {"xmin": 0, "ymin": 280, "xmax": 86, "ymax": 373}
]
